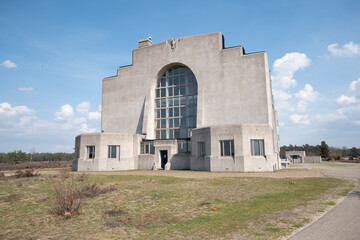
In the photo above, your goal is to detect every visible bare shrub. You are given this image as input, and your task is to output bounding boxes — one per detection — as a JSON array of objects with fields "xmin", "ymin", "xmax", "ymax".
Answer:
[
  {"xmin": 80, "ymin": 183, "xmax": 117, "ymax": 198},
  {"xmin": 50, "ymin": 177, "xmax": 83, "ymax": 216},
  {"xmin": 0, "ymin": 172, "xmax": 5, "ymax": 178},
  {"xmin": 59, "ymin": 169, "xmax": 70, "ymax": 180},
  {"xmin": 50, "ymin": 173, "xmax": 117, "ymax": 217},
  {"xmin": 15, "ymin": 169, "xmax": 40, "ymax": 178},
  {"xmin": 2, "ymin": 193, "xmax": 21, "ymax": 202},
  {"xmin": 76, "ymin": 173, "xmax": 89, "ymax": 182}
]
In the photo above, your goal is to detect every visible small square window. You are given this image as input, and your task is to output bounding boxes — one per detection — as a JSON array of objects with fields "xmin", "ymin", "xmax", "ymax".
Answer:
[
  {"xmin": 197, "ymin": 142, "xmax": 205, "ymax": 157},
  {"xmin": 108, "ymin": 145, "xmax": 120, "ymax": 159},
  {"xmin": 87, "ymin": 146, "xmax": 95, "ymax": 159},
  {"xmin": 220, "ymin": 140, "xmax": 234, "ymax": 157},
  {"xmin": 251, "ymin": 139, "xmax": 265, "ymax": 156}
]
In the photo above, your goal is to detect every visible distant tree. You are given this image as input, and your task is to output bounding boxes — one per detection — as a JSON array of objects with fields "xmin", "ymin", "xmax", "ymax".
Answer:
[
  {"xmin": 350, "ymin": 147, "xmax": 359, "ymax": 157},
  {"xmin": 320, "ymin": 141, "xmax": 329, "ymax": 158}
]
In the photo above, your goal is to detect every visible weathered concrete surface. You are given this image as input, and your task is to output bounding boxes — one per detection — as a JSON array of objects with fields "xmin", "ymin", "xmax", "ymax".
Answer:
[{"xmin": 288, "ymin": 166, "xmax": 360, "ymax": 240}]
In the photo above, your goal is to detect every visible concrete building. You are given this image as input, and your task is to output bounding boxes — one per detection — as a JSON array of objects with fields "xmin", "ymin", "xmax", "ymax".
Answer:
[
  {"xmin": 285, "ymin": 151, "xmax": 321, "ymax": 163},
  {"xmin": 73, "ymin": 32, "xmax": 280, "ymax": 172}
]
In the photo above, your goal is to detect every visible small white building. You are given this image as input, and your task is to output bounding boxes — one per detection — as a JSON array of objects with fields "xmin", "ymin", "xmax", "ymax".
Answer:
[{"xmin": 73, "ymin": 33, "xmax": 280, "ymax": 172}]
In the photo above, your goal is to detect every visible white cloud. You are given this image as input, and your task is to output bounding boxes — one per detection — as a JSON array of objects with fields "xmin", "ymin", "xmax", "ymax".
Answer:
[
  {"xmin": 294, "ymin": 84, "xmax": 319, "ymax": 112},
  {"xmin": 88, "ymin": 111, "xmax": 101, "ymax": 121},
  {"xmin": 76, "ymin": 101, "xmax": 90, "ymax": 114},
  {"xmin": 272, "ymin": 52, "xmax": 311, "ymax": 89},
  {"xmin": 0, "ymin": 59, "xmax": 17, "ymax": 68},
  {"xmin": 290, "ymin": 114, "xmax": 310, "ymax": 125},
  {"xmin": 314, "ymin": 113, "xmax": 346, "ymax": 122},
  {"xmin": 55, "ymin": 104, "xmax": 74, "ymax": 120},
  {"xmin": 328, "ymin": 41, "xmax": 360, "ymax": 57},
  {"xmin": 0, "ymin": 102, "xmax": 36, "ymax": 118},
  {"xmin": 295, "ymin": 84, "xmax": 319, "ymax": 102},
  {"xmin": 18, "ymin": 87, "xmax": 34, "ymax": 92},
  {"xmin": 350, "ymin": 78, "xmax": 360, "ymax": 92},
  {"xmin": 336, "ymin": 95, "xmax": 356, "ymax": 105}
]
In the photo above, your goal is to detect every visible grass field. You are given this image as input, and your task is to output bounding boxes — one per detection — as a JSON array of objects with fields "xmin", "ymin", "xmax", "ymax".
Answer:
[{"xmin": 0, "ymin": 169, "xmax": 354, "ymax": 240}]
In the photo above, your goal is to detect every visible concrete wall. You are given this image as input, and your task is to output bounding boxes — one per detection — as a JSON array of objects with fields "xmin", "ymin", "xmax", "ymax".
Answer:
[
  {"xmin": 191, "ymin": 124, "xmax": 277, "ymax": 172},
  {"xmin": 304, "ymin": 156, "xmax": 322, "ymax": 163},
  {"xmin": 74, "ymin": 133, "xmax": 142, "ymax": 171},
  {"xmin": 101, "ymin": 32, "xmax": 274, "ymax": 138}
]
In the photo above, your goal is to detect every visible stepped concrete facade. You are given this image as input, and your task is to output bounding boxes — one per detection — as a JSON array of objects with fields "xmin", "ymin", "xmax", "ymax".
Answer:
[{"xmin": 73, "ymin": 32, "xmax": 280, "ymax": 172}]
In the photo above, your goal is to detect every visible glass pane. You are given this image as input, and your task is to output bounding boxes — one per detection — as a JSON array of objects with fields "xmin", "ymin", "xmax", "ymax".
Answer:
[
  {"xmin": 174, "ymin": 97, "xmax": 179, "ymax": 106},
  {"xmin": 150, "ymin": 143, "xmax": 154, "ymax": 154},
  {"xmin": 180, "ymin": 128, "xmax": 187, "ymax": 138},
  {"xmin": 188, "ymin": 74, "xmax": 194, "ymax": 84},
  {"xmin": 161, "ymin": 130, "xmax": 166, "ymax": 139},
  {"xmin": 156, "ymin": 120, "xmax": 160, "ymax": 128},
  {"xmin": 187, "ymin": 128, "xmax": 193, "ymax": 138},
  {"xmin": 173, "ymin": 67, "xmax": 179, "ymax": 75},
  {"xmin": 168, "ymin": 129, "xmax": 173, "ymax": 139},
  {"xmin": 180, "ymin": 96, "xmax": 186, "ymax": 106},
  {"xmin": 187, "ymin": 84, "xmax": 194, "ymax": 95},
  {"xmin": 188, "ymin": 106, "xmax": 194, "ymax": 116},
  {"xmin": 156, "ymin": 130, "xmax": 160, "ymax": 139},
  {"xmin": 254, "ymin": 140, "xmax": 260, "ymax": 156},
  {"xmin": 220, "ymin": 142, "xmax": 223, "ymax": 156},
  {"xmin": 168, "ymin": 98, "xmax": 173, "ymax": 107},
  {"xmin": 224, "ymin": 141, "xmax": 230, "ymax": 156},
  {"xmin": 156, "ymin": 89, "xmax": 160, "ymax": 98},
  {"xmin": 161, "ymin": 88, "xmax": 166, "ymax": 97},
  {"xmin": 168, "ymin": 69, "xmax": 173, "ymax": 76},
  {"xmin": 161, "ymin": 109, "xmax": 166, "ymax": 118},
  {"xmin": 174, "ymin": 129, "xmax": 180, "ymax": 138},
  {"xmin": 174, "ymin": 118, "xmax": 180, "ymax": 127},
  {"xmin": 161, "ymin": 78, "xmax": 166, "ymax": 87},
  {"xmin": 167, "ymin": 77, "xmax": 173, "ymax": 86},
  {"xmin": 168, "ymin": 118, "xmax": 173, "ymax": 128},
  {"xmin": 156, "ymin": 109, "xmax": 160, "ymax": 118},
  {"xmin": 194, "ymin": 95, "xmax": 197, "ymax": 104},
  {"xmin": 168, "ymin": 87, "xmax": 173, "ymax": 97},
  {"xmin": 161, "ymin": 119, "xmax": 166, "ymax": 129},
  {"xmin": 179, "ymin": 67, "xmax": 185, "ymax": 74},
  {"xmin": 180, "ymin": 75, "xmax": 185, "ymax": 84},
  {"xmin": 168, "ymin": 108, "xmax": 173, "ymax": 117},
  {"xmin": 161, "ymin": 98, "xmax": 166, "ymax": 108},
  {"xmin": 140, "ymin": 144, "xmax": 144, "ymax": 154},
  {"xmin": 181, "ymin": 107, "xmax": 186, "ymax": 117},
  {"xmin": 174, "ymin": 86, "xmax": 179, "ymax": 96},
  {"xmin": 231, "ymin": 140, "xmax": 234, "ymax": 156},
  {"xmin": 181, "ymin": 117, "xmax": 187, "ymax": 127},
  {"xmin": 145, "ymin": 144, "xmax": 149, "ymax": 154},
  {"xmin": 156, "ymin": 99, "xmax": 161, "ymax": 108},
  {"xmin": 187, "ymin": 117, "xmax": 194, "ymax": 127},
  {"xmin": 180, "ymin": 85, "xmax": 185, "ymax": 95},
  {"xmin": 187, "ymin": 96, "xmax": 193, "ymax": 105},
  {"xmin": 174, "ymin": 76, "xmax": 179, "ymax": 85},
  {"xmin": 174, "ymin": 107, "xmax": 179, "ymax": 117}
]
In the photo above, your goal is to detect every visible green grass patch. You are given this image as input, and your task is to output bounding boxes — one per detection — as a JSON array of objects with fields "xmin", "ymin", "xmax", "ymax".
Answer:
[{"xmin": 0, "ymin": 171, "xmax": 353, "ymax": 240}]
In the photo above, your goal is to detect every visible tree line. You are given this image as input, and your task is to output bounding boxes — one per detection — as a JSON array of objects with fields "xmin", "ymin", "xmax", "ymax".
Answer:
[
  {"xmin": 0, "ymin": 150, "xmax": 75, "ymax": 164},
  {"xmin": 280, "ymin": 141, "xmax": 360, "ymax": 159}
]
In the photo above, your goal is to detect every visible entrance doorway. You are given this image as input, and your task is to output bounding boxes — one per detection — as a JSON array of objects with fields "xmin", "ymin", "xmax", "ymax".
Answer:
[{"xmin": 160, "ymin": 150, "xmax": 168, "ymax": 169}]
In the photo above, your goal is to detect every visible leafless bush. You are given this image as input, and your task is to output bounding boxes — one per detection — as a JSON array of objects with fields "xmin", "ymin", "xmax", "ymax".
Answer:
[
  {"xmin": 59, "ymin": 168, "xmax": 70, "ymax": 180},
  {"xmin": 50, "ymin": 177, "xmax": 83, "ymax": 216},
  {"xmin": 15, "ymin": 169, "xmax": 40, "ymax": 178},
  {"xmin": 76, "ymin": 173, "xmax": 89, "ymax": 182},
  {"xmin": 80, "ymin": 183, "xmax": 117, "ymax": 198},
  {"xmin": 50, "ymin": 173, "xmax": 117, "ymax": 217}
]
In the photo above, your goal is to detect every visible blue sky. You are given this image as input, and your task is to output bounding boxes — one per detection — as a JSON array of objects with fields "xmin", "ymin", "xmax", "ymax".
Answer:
[{"xmin": 1, "ymin": 0, "xmax": 360, "ymax": 153}]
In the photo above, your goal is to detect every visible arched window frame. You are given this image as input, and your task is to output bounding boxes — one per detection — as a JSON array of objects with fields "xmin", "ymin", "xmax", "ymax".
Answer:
[{"xmin": 154, "ymin": 66, "xmax": 198, "ymax": 139}]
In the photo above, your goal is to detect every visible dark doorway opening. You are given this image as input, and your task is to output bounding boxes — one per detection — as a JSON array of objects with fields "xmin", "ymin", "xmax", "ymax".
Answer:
[{"xmin": 160, "ymin": 150, "xmax": 168, "ymax": 169}]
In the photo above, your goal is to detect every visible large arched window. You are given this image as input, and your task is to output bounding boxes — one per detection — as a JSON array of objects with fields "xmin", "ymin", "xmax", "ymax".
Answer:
[{"xmin": 155, "ymin": 66, "xmax": 198, "ymax": 139}]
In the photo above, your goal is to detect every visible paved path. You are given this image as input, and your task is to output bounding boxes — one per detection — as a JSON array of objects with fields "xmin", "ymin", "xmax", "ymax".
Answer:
[{"xmin": 288, "ymin": 167, "xmax": 360, "ymax": 240}]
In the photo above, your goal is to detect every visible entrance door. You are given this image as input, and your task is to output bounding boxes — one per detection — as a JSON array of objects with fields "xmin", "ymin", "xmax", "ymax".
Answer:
[{"xmin": 160, "ymin": 150, "xmax": 168, "ymax": 169}]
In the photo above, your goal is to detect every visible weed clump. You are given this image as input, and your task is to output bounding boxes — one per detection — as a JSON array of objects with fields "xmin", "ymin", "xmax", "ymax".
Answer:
[
  {"xmin": 50, "ymin": 171, "xmax": 117, "ymax": 217},
  {"xmin": 15, "ymin": 169, "xmax": 40, "ymax": 178}
]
